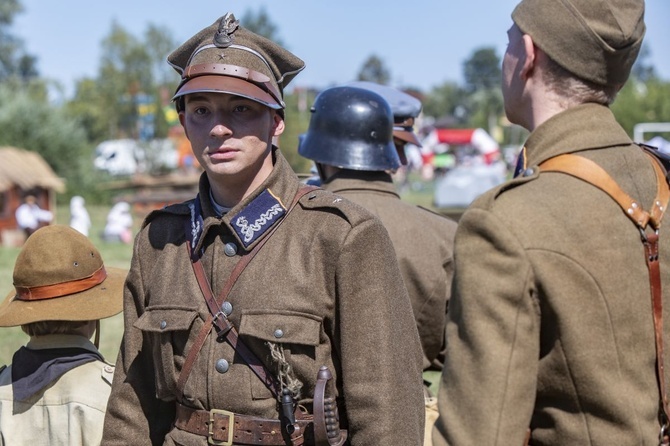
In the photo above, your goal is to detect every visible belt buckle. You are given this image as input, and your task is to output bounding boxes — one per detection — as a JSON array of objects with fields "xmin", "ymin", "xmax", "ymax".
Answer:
[{"xmin": 208, "ymin": 408, "xmax": 234, "ymax": 446}]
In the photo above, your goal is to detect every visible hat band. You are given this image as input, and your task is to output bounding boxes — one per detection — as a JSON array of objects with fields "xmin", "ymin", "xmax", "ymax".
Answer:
[
  {"xmin": 15, "ymin": 265, "xmax": 108, "ymax": 301},
  {"xmin": 181, "ymin": 63, "xmax": 282, "ymax": 106}
]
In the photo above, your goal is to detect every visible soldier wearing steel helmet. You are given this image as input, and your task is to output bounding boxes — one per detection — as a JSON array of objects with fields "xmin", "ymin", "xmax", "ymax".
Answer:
[
  {"xmin": 101, "ymin": 12, "xmax": 424, "ymax": 446},
  {"xmin": 432, "ymin": 0, "xmax": 667, "ymax": 445},
  {"xmin": 299, "ymin": 84, "xmax": 457, "ymax": 446}
]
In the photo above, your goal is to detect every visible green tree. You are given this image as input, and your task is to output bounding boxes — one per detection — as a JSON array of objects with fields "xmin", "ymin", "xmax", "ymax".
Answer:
[
  {"xmin": 611, "ymin": 78, "xmax": 670, "ymax": 137},
  {"xmin": 462, "ymin": 47, "xmax": 504, "ymax": 133},
  {"xmin": 0, "ymin": 0, "xmax": 38, "ymax": 81},
  {"xmin": 0, "ymin": 84, "xmax": 102, "ymax": 202},
  {"xmin": 241, "ymin": 7, "xmax": 284, "ymax": 46},
  {"xmin": 357, "ymin": 55, "xmax": 391, "ymax": 85},
  {"xmin": 422, "ymin": 81, "xmax": 469, "ymax": 124}
]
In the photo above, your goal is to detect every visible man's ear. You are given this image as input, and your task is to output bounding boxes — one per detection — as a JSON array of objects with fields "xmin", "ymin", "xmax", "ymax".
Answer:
[
  {"xmin": 178, "ymin": 111, "xmax": 189, "ymax": 139},
  {"xmin": 272, "ymin": 112, "xmax": 285, "ymax": 137},
  {"xmin": 520, "ymin": 34, "xmax": 536, "ymax": 80}
]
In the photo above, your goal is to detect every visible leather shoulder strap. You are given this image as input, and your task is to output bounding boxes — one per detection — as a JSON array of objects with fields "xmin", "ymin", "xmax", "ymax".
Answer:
[
  {"xmin": 539, "ymin": 152, "xmax": 670, "ymax": 440},
  {"xmin": 178, "ymin": 185, "xmax": 319, "ymax": 399}
]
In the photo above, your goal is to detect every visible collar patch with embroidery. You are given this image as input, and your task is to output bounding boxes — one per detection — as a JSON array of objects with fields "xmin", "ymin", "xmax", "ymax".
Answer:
[{"xmin": 233, "ymin": 189, "xmax": 286, "ymax": 248}]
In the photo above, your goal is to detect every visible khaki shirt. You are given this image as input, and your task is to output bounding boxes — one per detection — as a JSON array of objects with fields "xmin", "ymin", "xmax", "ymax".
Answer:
[
  {"xmin": 102, "ymin": 149, "xmax": 425, "ymax": 445},
  {"xmin": 322, "ymin": 171, "xmax": 457, "ymax": 375},
  {"xmin": 0, "ymin": 335, "xmax": 114, "ymax": 446},
  {"xmin": 434, "ymin": 104, "xmax": 670, "ymax": 445}
]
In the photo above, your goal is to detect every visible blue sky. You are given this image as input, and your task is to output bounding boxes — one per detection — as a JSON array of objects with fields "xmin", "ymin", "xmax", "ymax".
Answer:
[{"xmin": 12, "ymin": 0, "xmax": 670, "ymax": 99}]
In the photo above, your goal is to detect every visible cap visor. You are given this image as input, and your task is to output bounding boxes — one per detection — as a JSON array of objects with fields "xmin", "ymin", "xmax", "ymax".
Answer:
[
  {"xmin": 173, "ymin": 75, "xmax": 282, "ymax": 109},
  {"xmin": 0, "ymin": 266, "xmax": 127, "ymax": 327},
  {"xmin": 393, "ymin": 129, "xmax": 422, "ymax": 147}
]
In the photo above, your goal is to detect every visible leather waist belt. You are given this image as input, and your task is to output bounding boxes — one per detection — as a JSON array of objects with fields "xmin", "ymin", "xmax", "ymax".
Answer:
[{"xmin": 175, "ymin": 402, "xmax": 312, "ymax": 445}]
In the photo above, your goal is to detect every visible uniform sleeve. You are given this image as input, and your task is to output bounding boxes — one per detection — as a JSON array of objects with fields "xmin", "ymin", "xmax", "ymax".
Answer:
[
  {"xmin": 101, "ymin": 232, "xmax": 175, "ymax": 446},
  {"xmin": 336, "ymin": 217, "xmax": 425, "ymax": 445},
  {"xmin": 433, "ymin": 208, "xmax": 540, "ymax": 446}
]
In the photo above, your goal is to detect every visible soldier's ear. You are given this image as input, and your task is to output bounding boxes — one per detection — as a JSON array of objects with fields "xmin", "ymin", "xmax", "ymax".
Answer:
[{"xmin": 520, "ymin": 34, "xmax": 536, "ymax": 80}]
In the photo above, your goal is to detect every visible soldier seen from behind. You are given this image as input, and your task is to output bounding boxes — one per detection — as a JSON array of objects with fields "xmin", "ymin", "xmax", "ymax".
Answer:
[
  {"xmin": 299, "ymin": 84, "xmax": 457, "ymax": 446},
  {"xmin": 432, "ymin": 0, "xmax": 670, "ymax": 444}
]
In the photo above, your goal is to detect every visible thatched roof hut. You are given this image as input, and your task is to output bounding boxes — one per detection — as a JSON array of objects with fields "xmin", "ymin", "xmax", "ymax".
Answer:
[{"xmin": 0, "ymin": 146, "xmax": 65, "ymax": 246}]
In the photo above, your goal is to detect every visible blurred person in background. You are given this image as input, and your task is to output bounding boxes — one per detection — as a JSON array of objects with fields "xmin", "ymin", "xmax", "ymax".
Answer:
[
  {"xmin": 102, "ymin": 202, "xmax": 133, "ymax": 244},
  {"xmin": 70, "ymin": 195, "xmax": 92, "ymax": 237},
  {"xmin": 15, "ymin": 194, "xmax": 53, "ymax": 239}
]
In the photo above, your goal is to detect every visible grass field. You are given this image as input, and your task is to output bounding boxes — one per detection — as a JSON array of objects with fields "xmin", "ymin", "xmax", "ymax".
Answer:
[{"xmin": 0, "ymin": 176, "xmax": 456, "ymax": 366}]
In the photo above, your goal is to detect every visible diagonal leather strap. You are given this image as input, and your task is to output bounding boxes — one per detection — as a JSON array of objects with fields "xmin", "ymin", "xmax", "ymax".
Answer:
[
  {"xmin": 539, "ymin": 152, "xmax": 670, "ymax": 441},
  {"xmin": 540, "ymin": 153, "xmax": 669, "ymax": 229},
  {"xmin": 178, "ymin": 185, "xmax": 319, "ymax": 400}
]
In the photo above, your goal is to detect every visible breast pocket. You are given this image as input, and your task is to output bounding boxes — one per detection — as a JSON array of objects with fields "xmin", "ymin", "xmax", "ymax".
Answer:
[
  {"xmin": 134, "ymin": 306, "xmax": 202, "ymax": 400},
  {"xmin": 239, "ymin": 310, "xmax": 323, "ymax": 400}
]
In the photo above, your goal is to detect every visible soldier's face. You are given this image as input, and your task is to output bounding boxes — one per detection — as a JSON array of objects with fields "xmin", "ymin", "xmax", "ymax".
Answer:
[{"xmin": 179, "ymin": 91, "xmax": 284, "ymax": 185}]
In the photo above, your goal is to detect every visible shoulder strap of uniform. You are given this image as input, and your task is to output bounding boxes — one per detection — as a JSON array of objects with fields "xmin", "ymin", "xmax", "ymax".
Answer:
[
  {"xmin": 539, "ymin": 151, "xmax": 670, "ymax": 439},
  {"xmin": 177, "ymin": 185, "xmax": 318, "ymax": 400}
]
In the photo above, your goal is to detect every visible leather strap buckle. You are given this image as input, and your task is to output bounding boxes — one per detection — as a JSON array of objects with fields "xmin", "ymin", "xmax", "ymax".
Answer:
[{"xmin": 209, "ymin": 409, "xmax": 234, "ymax": 446}]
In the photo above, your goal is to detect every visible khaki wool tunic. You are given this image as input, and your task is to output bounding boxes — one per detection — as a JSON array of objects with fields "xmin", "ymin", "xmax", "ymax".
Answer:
[
  {"xmin": 322, "ymin": 171, "xmax": 457, "ymax": 377},
  {"xmin": 101, "ymin": 149, "xmax": 425, "ymax": 446},
  {"xmin": 434, "ymin": 104, "xmax": 670, "ymax": 445}
]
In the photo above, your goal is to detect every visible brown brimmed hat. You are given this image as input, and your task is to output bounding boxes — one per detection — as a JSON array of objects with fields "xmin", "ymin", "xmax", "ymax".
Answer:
[
  {"xmin": 168, "ymin": 12, "xmax": 305, "ymax": 110},
  {"xmin": 512, "ymin": 0, "xmax": 645, "ymax": 87},
  {"xmin": 0, "ymin": 225, "xmax": 126, "ymax": 327}
]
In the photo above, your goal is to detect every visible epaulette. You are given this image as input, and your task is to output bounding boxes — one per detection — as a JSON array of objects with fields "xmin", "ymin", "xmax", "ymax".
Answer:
[
  {"xmin": 101, "ymin": 363, "xmax": 115, "ymax": 386},
  {"xmin": 297, "ymin": 188, "xmax": 371, "ymax": 227},
  {"xmin": 142, "ymin": 199, "xmax": 193, "ymax": 229},
  {"xmin": 468, "ymin": 167, "xmax": 540, "ymax": 210}
]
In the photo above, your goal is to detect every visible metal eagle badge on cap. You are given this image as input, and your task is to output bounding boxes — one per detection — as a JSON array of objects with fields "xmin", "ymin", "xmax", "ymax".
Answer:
[{"xmin": 214, "ymin": 13, "xmax": 239, "ymax": 48}]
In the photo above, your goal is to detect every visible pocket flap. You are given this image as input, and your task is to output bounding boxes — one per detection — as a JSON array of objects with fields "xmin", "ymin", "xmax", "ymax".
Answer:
[
  {"xmin": 134, "ymin": 306, "xmax": 199, "ymax": 332},
  {"xmin": 239, "ymin": 311, "xmax": 322, "ymax": 346}
]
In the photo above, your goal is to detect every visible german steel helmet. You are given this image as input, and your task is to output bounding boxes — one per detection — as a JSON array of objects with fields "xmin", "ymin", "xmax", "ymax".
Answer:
[{"xmin": 298, "ymin": 86, "xmax": 400, "ymax": 171}]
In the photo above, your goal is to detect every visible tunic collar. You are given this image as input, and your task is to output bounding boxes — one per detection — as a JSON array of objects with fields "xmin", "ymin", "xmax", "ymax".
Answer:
[
  {"xmin": 190, "ymin": 147, "xmax": 300, "ymax": 253},
  {"xmin": 324, "ymin": 170, "xmax": 399, "ymax": 198},
  {"xmin": 523, "ymin": 103, "xmax": 632, "ymax": 168}
]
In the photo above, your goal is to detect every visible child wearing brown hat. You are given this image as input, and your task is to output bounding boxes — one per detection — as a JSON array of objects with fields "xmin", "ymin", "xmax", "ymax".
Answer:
[{"xmin": 0, "ymin": 225, "xmax": 126, "ymax": 445}]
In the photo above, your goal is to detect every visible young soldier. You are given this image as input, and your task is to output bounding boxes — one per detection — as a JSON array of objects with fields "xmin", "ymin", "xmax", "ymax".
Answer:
[
  {"xmin": 299, "ymin": 85, "xmax": 456, "ymax": 446},
  {"xmin": 433, "ymin": 1, "xmax": 668, "ymax": 444},
  {"xmin": 101, "ymin": 13, "xmax": 424, "ymax": 446},
  {"xmin": 0, "ymin": 225, "xmax": 126, "ymax": 445}
]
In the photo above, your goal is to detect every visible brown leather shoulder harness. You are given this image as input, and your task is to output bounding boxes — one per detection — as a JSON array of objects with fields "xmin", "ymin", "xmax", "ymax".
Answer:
[
  {"xmin": 176, "ymin": 185, "xmax": 312, "ymax": 446},
  {"xmin": 532, "ymin": 149, "xmax": 670, "ymax": 445}
]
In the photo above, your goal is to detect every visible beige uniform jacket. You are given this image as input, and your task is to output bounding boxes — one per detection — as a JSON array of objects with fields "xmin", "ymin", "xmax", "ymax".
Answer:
[
  {"xmin": 322, "ymin": 171, "xmax": 457, "ymax": 375},
  {"xmin": 0, "ymin": 335, "xmax": 115, "ymax": 446},
  {"xmin": 434, "ymin": 104, "xmax": 670, "ymax": 445},
  {"xmin": 102, "ymin": 149, "xmax": 425, "ymax": 446}
]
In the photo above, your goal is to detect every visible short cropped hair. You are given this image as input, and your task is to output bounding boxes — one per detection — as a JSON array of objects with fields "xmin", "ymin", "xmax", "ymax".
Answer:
[
  {"xmin": 22, "ymin": 320, "xmax": 90, "ymax": 337},
  {"xmin": 542, "ymin": 56, "xmax": 619, "ymax": 106}
]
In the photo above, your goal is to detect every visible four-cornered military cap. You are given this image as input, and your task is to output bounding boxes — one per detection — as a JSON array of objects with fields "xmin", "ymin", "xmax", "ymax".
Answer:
[
  {"xmin": 512, "ymin": 0, "xmax": 645, "ymax": 88},
  {"xmin": 346, "ymin": 81, "xmax": 423, "ymax": 147},
  {"xmin": 168, "ymin": 12, "xmax": 305, "ymax": 110},
  {"xmin": 0, "ymin": 225, "xmax": 126, "ymax": 327}
]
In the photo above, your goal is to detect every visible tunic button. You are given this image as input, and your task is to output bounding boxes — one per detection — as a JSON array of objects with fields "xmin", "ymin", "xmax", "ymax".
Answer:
[
  {"xmin": 104, "ymin": 365, "xmax": 114, "ymax": 373},
  {"xmin": 224, "ymin": 242, "xmax": 238, "ymax": 257},
  {"xmin": 522, "ymin": 168, "xmax": 535, "ymax": 177},
  {"xmin": 160, "ymin": 321, "xmax": 167, "ymax": 329},
  {"xmin": 215, "ymin": 359, "xmax": 230, "ymax": 374},
  {"xmin": 274, "ymin": 329, "xmax": 284, "ymax": 339},
  {"xmin": 221, "ymin": 301, "xmax": 233, "ymax": 316}
]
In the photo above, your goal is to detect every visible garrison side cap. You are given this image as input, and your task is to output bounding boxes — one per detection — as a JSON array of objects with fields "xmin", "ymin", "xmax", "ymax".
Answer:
[
  {"xmin": 346, "ymin": 81, "xmax": 423, "ymax": 146},
  {"xmin": 168, "ymin": 12, "xmax": 305, "ymax": 109},
  {"xmin": 512, "ymin": 0, "xmax": 645, "ymax": 87}
]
